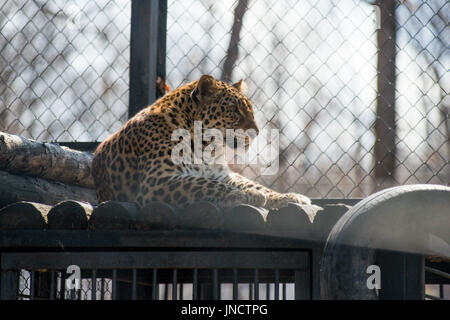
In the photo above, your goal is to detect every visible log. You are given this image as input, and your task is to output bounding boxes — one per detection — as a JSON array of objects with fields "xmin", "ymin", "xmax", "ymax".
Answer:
[
  {"xmin": 312, "ymin": 203, "xmax": 351, "ymax": 242},
  {"xmin": 0, "ymin": 201, "xmax": 51, "ymax": 229},
  {"xmin": 139, "ymin": 201, "xmax": 178, "ymax": 230},
  {"xmin": 178, "ymin": 201, "xmax": 223, "ymax": 230},
  {"xmin": 89, "ymin": 201, "xmax": 139, "ymax": 230},
  {"xmin": 0, "ymin": 131, "xmax": 94, "ymax": 189},
  {"xmin": 0, "ymin": 170, "xmax": 97, "ymax": 208},
  {"xmin": 47, "ymin": 200, "xmax": 93, "ymax": 230},
  {"xmin": 266, "ymin": 203, "xmax": 315, "ymax": 239},
  {"xmin": 224, "ymin": 204, "xmax": 267, "ymax": 233}
]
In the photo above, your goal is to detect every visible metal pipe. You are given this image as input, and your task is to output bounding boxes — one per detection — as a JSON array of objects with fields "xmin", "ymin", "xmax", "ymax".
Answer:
[
  {"xmin": 132, "ymin": 269, "xmax": 137, "ymax": 300},
  {"xmin": 233, "ymin": 268, "xmax": 238, "ymax": 300},
  {"xmin": 112, "ymin": 269, "xmax": 117, "ymax": 300},
  {"xmin": 91, "ymin": 270, "xmax": 97, "ymax": 300}
]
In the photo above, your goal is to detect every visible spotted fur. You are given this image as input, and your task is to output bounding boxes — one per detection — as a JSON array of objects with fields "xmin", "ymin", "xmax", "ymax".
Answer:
[{"xmin": 92, "ymin": 75, "xmax": 310, "ymax": 209}]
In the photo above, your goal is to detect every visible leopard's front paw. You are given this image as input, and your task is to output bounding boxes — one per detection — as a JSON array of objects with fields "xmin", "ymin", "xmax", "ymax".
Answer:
[
  {"xmin": 265, "ymin": 192, "xmax": 311, "ymax": 209},
  {"xmin": 282, "ymin": 192, "xmax": 311, "ymax": 205}
]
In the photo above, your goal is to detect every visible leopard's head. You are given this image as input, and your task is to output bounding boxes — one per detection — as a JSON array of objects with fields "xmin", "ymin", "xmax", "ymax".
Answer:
[{"xmin": 191, "ymin": 74, "xmax": 259, "ymax": 149}]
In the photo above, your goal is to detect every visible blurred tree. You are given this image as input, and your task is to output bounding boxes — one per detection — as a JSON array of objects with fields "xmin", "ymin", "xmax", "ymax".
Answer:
[
  {"xmin": 221, "ymin": 0, "xmax": 249, "ymax": 82},
  {"xmin": 267, "ymin": 17, "xmax": 291, "ymax": 192},
  {"xmin": 403, "ymin": 0, "xmax": 449, "ymax": 165}
]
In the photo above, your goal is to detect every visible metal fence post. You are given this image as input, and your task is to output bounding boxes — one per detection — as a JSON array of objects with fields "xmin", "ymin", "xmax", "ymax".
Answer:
[
  {"xmin": 0, "ymin": 254, "xmax": 18, "ymax": 300},
  {"xmin": 129, "ymin": 0, "xmax": 167, "ymax": 118}
]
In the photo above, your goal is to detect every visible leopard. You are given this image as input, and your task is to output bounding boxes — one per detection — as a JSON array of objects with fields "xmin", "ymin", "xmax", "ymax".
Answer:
[{"xmin": 92, "ymin": 74, "xmax": 311, "ymax": 210}]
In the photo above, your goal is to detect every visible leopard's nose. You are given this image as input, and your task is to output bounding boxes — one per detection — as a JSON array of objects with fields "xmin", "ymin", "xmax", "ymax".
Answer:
[{"xmin": 248, "ymin": 123, "xmax": 259, "ymax": 137}]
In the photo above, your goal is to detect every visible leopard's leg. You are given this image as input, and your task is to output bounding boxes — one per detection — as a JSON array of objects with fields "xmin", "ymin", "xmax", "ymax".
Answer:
[
  {"xmin": 135, "ymin": 174, "xmax": 267, "ymax": 209},
  {"xmin": 226, "ymin": 173, "xmax": 311, "ymax": 209}
]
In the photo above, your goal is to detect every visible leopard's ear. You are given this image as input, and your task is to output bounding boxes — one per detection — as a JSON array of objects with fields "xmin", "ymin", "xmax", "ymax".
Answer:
[
  {"xmin": 232, "ymin": 79, "xmax": 246, "ymax": 93},
  {"xmin": 197, "ymin": 74, "xmax": 217, "ymax": 98}
]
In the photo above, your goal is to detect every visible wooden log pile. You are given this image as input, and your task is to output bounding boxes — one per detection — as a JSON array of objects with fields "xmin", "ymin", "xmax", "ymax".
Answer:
[
  {"xmin": 0, "ymin": 132, "xmax": 97, "ymax": 208},
  {"xmin": 0, "ymin": 131, "xmax": 94, "ymax": 188},
  {"xmin": 0, "ymin": 131, "xmax": 352, "ymax": 241},
  {"xmin": 0, "ymin": 198, "xmax": 352, "ymax": 242}
]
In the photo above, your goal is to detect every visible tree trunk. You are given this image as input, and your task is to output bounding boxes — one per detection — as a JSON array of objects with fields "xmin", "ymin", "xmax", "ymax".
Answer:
[
  {"xmin": 221, "ymin": 0, "xmax": 249, "ymax": 82},
  {"xmin": 0, "ymin": 170, "xmax": 97, "ymax": 208},
  {"xmin": 374, "ymin": 0, "xmax": 397, "ymax": 182},
  {"xmin": 0, "ymin": 131, "xmax": 94, "ymax": 189}
]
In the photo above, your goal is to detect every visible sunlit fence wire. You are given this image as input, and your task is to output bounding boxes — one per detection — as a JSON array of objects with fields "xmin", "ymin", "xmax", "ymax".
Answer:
[{"xmin": 0, "ymin": 0, "xmax": 448, "ymax": 198}]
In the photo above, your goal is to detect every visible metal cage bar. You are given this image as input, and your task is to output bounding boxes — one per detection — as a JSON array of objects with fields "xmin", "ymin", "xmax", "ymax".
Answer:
[
  {"xmin": 1, "ymin": 250, "xmax": 310, "ymax": 300},
  {"xmin": 129, "ymin": 0, "xmax": 167, "ymax": 117}
]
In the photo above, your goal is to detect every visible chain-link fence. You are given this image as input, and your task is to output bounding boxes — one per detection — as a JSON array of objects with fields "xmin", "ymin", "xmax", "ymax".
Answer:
[
  {"xmin": 166, "ymin": 0, "xmax": 449, "ymax": 197},
  {"xmin": 0, "ymin": 0, "xmax": 130, "ymax": 142},
  {"xmin": 1, "ymin": 0, "xmax": 448, "ymax": 198}
]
